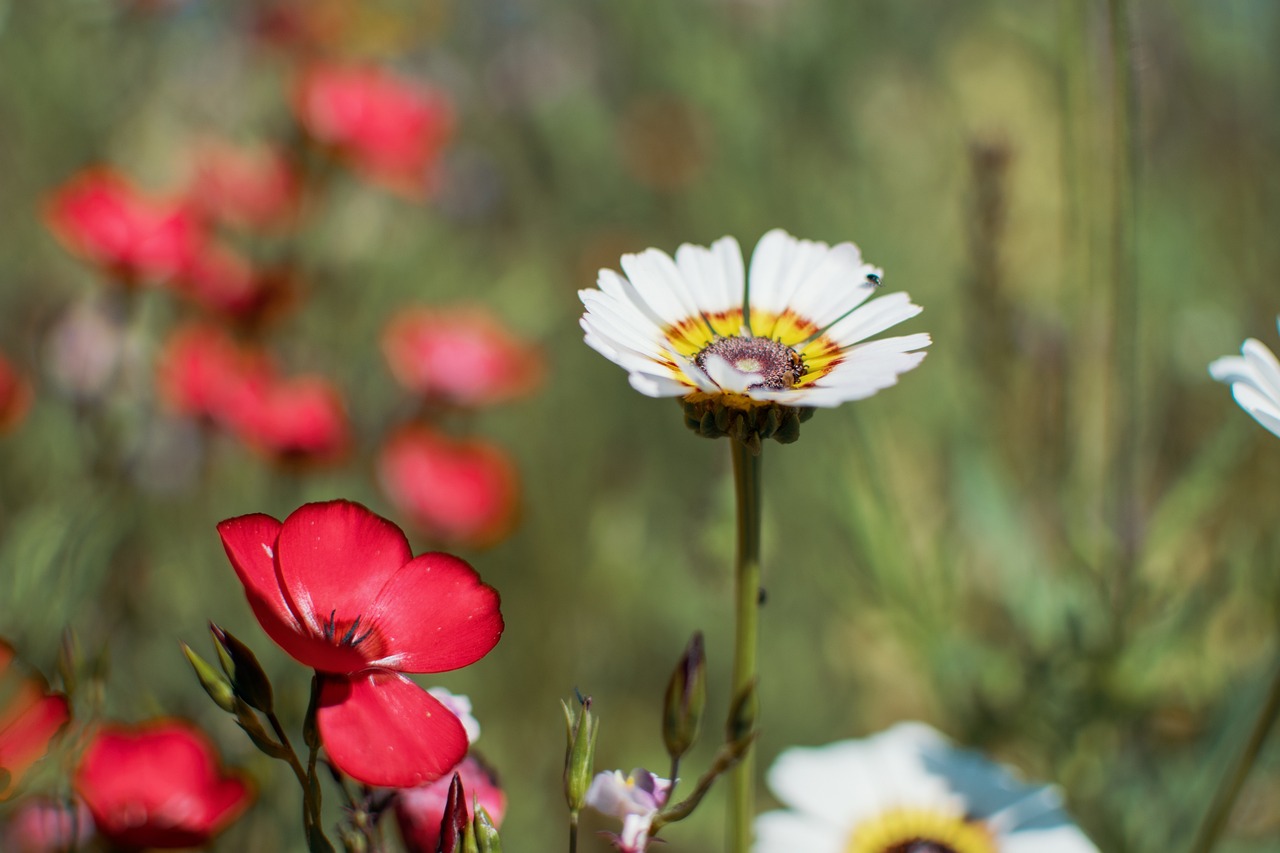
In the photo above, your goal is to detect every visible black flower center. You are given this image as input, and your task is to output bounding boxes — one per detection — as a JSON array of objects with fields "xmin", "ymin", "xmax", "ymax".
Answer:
[
  {"xmin": 322, "ymin": 610, "xmax": 374, "ymax": 648},
  {"xmin": 693, "ymin": 336, "xmax": 803, "ymax": 390}
]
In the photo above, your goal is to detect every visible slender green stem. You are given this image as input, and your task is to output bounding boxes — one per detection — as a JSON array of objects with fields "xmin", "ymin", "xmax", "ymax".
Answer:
[
  {"xmin": 727, "ymin": 438, "xmax": 762, "ymax": 853},
  {"xmin": 1188, "ymin": 652, "xmax": 1280, "ymax": 853},
  {"xmin": 1106, "ymin": 0, "xmax": 1141, "ymax": 634},
  {"xmin": 569, "ymin": 812, "xmax": 579, "ymax": 853}
]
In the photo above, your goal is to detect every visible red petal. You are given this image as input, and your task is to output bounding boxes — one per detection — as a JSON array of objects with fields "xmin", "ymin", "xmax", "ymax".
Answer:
[
  {"xmin": 316, "ymin": 672, "xmax": 468, "ymax": 788},
  {"xmin": 365, "ymin": 552, "xmax": 503, "ymax": 672},
  {"xmin": 274, "ymin": 501, "xmax": 413, "ymax": 640},
  {"xmin": 0, "ymin": 693, "xmax": 69, "ymax": 799}
]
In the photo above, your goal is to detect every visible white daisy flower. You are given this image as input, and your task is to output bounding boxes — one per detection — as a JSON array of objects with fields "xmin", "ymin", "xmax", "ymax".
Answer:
[
  {"xmin": 1209, "ymin": 319, "xmax": 1280, "ymax": 439},
  {"xmin": 755, "ymin": 722, "xmax": 1099, "ymax": 853},
  {"xmin": 578, "ymin": 229, "xmax": 929, "ymax": 446}
]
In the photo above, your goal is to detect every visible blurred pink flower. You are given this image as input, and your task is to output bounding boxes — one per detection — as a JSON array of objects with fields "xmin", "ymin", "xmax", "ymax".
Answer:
[
  {"xmin": 44, "ymin": 169, "xmax": 204, "ymax": 285},
  {"xmin": 155, "ymin": 324, "xmax": 269, "ymax": 423},
  {"xmin": 382, "ymin": 307, "xmax": 543, "ymax": 407},
  {"xmin": 294, "ymin": 64, "xmax": 454, "ymax": 197},
  {"xmin": 395, "ymin": 755, "xmax": 506, "ymax": 853},
  {"xmin": 187, "ymin": 138, "xmax": 300, "ymax": 230},
  {"xmin": 74, "ymin": 720, "xmax": 252, "ymax": 850},
  {"xmin": 378, "ymin": 425, "xmax": 519, "ymax": 548},
  {"xmin": 1, "ymin": 797, "xmax": 94, "ymax": 853},
  {"xmin": 224, "ymin": 371, "xmax": 351, "ymax": 465}
]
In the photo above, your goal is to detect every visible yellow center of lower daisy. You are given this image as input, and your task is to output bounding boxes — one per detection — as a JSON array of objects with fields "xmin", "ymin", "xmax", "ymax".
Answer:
[
  {"xmin": 844, "ymin": 808, "xmax": 997, "ymax": 853},
  {"xmin": 693, "ymin": 336, "xmax": 803, "ymax": 390}
]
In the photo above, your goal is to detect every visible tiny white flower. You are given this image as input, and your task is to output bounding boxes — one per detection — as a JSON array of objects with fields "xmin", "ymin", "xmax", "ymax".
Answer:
[
  {"xmin": 1209, "ymin": 318, "xmax": 1280, "ymax": 439},
  {"xmin": 579, "ymin": 229, "xmax": 929, "ymax": 411},
  {"xmin": 755, "ymin": 722, "xmax": 1099, "ymax": 853},
  {"xmin": 427, "ymin": 687, "xmax": 481, "ymax": 745},
  {"xmin": 585, "ymin": 768, "xmax": 672, "ymax": 852}
]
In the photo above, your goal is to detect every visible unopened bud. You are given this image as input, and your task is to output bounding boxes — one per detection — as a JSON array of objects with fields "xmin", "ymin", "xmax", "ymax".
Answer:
[
  {"xmin": 210, "ymin": 623, "xmax": 274, "ymax": 713},
  {"xmin": 473, "ymin": 806, "xmax": 503, "ymax": 853},
  {"xmin": 662, "ymin": 632, "xmax": 706, "ymax": 761},
  {"xmin": 436, "ymin": 773, "xmax": 468, "ymax": 853},
  {"xmin": 181, "ymin": 642, "xmax": 236, "ymax": 713},
  {"xmin": 562, "ymin": 694, "xmax": 598, "ymax": 813}
]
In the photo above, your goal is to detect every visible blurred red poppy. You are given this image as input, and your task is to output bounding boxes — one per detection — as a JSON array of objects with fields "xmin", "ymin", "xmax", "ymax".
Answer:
[
  {"xmin": 187, "ymin": 138, "xmax": 300, "ymax": 230},
  {"xmin": 174, "ymin": 243, "xmax": 297, "ymax": 324},
  {"xmin": 294, "ymin": 64, "xmax": 454, "ymax": 197},
  {"xmin": 74, "ymin": 720, "xmax": 252, "ymax": 849},
  {"xmin": 395, "ymin": 755, "xmax": 506, "ymax": 853},
  {"xmin": 0, "ymin": 643, "xmax": 70, "ymax": 800},
  {"xmin": 382, "ymin": 307, "xmax": 543, "ymax": 407},
  {"xmin": 224, "ymin": 372, "xmax": 351, "ymax": 464},
  {"xmin": 0, "ymin": 353, "xmax": 33, "ymax": 434},
  {"xmin": 379, "ymin": 426, "xmax": 519, "ymax": 548},
  {"xmin": 44, "ymin": 169, "xmax": 204, "ymax": 285},
  {"xmin": 217, "ymin": 501, "xmax": 503, "ymax": 787},
  {"xmin": 155, "ymin": 324, "xmax": 269, "ymax": 423}
]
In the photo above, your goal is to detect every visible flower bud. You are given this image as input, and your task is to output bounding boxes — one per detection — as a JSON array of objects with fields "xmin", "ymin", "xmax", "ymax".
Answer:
[
  {"xmin": 182, "ymin": 642, "xmax": 237, "ymax": 713},
  {"xmin": 436, "ymin": 774, "xmax": 467, "ymax": 853},
  {"xmin": 562, "ymin": 694, "xmax": 598, "ymax": 814},
  {"xmin": 662, "ymin": 632, "xmax": 706, "ymax": 761},
  {"xmin": 473, "ymin": 806, "xmax": 503, "ymax": 853},
  {"xmin": 209, "ymin": 624, "xmax": 274, "ymax": 713}
]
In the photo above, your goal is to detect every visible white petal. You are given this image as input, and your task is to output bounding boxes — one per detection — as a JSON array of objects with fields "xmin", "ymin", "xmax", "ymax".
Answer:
[
  {"xmin": 1233, "ymin": 383, "xmax": 1280, "ymax": 438},
  {"xmin": 1208, "ymin": 353, "xmax": 1250, "ymax": 386},
  {"xmin": 628, "ymin": 372, "xmax": 690, "ymax": 398},
  {"xmin": 747, "ymin": 229, "xmax": 833, "ymax": 320},
  {"xmin": 674, "ymin": 235, "xmax": 745, "ymax": 316},
  {"xmin": 700, "ymin": 353, "xmax": 761, "ymax": 392},
  {"xmin": 821, "ymin": 292, "xmax": 923, "ymax": 347},
  {"xmin": 753, "ymin": 810, "xmax": 845, "ymax": 853},
  {"xmin": 1001, "ymin": 826, "xmax": 1100, "ymax": 853},
  {"xmin": 1242, "ymin": 337, "xmax": 1280, "ymax": 404},
  {"xmin": 620, "ymin": 248, "xmax": 704, "ymax": 329}
]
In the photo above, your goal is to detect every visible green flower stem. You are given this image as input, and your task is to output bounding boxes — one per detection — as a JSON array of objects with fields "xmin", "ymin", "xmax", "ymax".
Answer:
[
  {"xmin": 1188, "ymin": 651, "xmax": 1280, "ymax": 853},
  {"xmin": 568, "ymin": 811, "xmax": 579, "ymax": 853},
  {"xmin": 727, "ymin": 438, "xmax": 762, "ymax": 853},
  {"xmin": 266, "ymin": 709, "xmax": 330, "ymax": 850}
]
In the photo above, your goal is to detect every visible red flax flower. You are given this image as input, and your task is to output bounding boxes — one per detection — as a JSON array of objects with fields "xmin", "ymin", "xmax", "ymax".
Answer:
[
  {"xmin": 44, "ymin": 169, "xmax": 203, "ymax": 285},
  {"xmin": 395, "ymin": 755, "xmax": 506, "ymax": 853},
  {"xmin": 217, "ymin": 500, "xmax": 504, "ymax": 786},
  {"xmin": 294, "ymin": 64, "xmax": 454, "ymax": 197},
  {"xmin": 0, "ymin": 353, "xmax": 33, "ymax": 434},
  {"xmin": 223, "ymin": 372, "xmax": 351, "ymax": 464},
  {"xmin": 378, "ymin": 426, "xmax": 519, "ymax": 548},
  {"xmin": 0, "ymin": 643, "xmax": 70, "ymax": 799},
  {"xmin": 187, "ymin": 138, "xmax": 300, "ymax": 230},
  {"xmin": 382, "ymin": 307, "xmax": 543, "ymax": 407},
  {"xmin": 74, "ymin": 720, "xmax": 251, "ymax": 849}
]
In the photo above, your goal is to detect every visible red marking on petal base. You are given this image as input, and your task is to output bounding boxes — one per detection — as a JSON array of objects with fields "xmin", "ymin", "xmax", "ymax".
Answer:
[
  {"xmin": 395, "ymin": 755, "xmax": 506, "ymax": 853},
  {"xmin": 74, "ymin": 720, "xmax": 251, "ymax": 849},
  {"xmin": 317, "ymin": 672, "xmax": 469, "ymax": 788}
]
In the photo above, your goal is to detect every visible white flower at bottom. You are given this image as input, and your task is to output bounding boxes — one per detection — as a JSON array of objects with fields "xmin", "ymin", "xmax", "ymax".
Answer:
[
  {"xmin": 585, "ymin": 768, "xmax": 672, "ymax": 852},
  {"xmin": 754, "ymin": 723, "xmax": 1098, "ymax": 853},
  {"xmin": 579, "ymin": 229, "xmax": 929, "ymax": 410},
  {"xmin": 1209, "ymin": 319, "xmax": 1280, "ymax": 439}
]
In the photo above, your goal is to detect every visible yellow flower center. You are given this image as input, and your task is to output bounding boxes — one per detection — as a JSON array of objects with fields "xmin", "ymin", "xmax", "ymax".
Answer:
[{"xmin": 844, "ymin": 808, "xmax": 997, "ymax": 853}]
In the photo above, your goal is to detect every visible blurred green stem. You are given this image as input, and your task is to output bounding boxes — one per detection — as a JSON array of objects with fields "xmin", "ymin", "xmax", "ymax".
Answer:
[
  {"xmin": 1188, "ymin": 652, "xmax": 1280, "ymax": 853},
  {"xmin": 727, "ymin": 438, "xmax": 761, "ymax": 853},
  {"xmin": 1106, "ymin": 0, "xmax": 1141, "ymax": 631}
]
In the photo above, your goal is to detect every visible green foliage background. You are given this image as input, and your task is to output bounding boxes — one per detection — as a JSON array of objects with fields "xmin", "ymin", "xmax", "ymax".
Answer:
[{"xmin": 1, "ymin": 0, "xmax": 1279, "ymax": 850}]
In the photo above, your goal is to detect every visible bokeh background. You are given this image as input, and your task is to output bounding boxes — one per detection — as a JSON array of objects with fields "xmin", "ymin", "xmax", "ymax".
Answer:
[{"xmin": 2, "ymin": 0, "xmax": 1279, "ymax": 850}]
